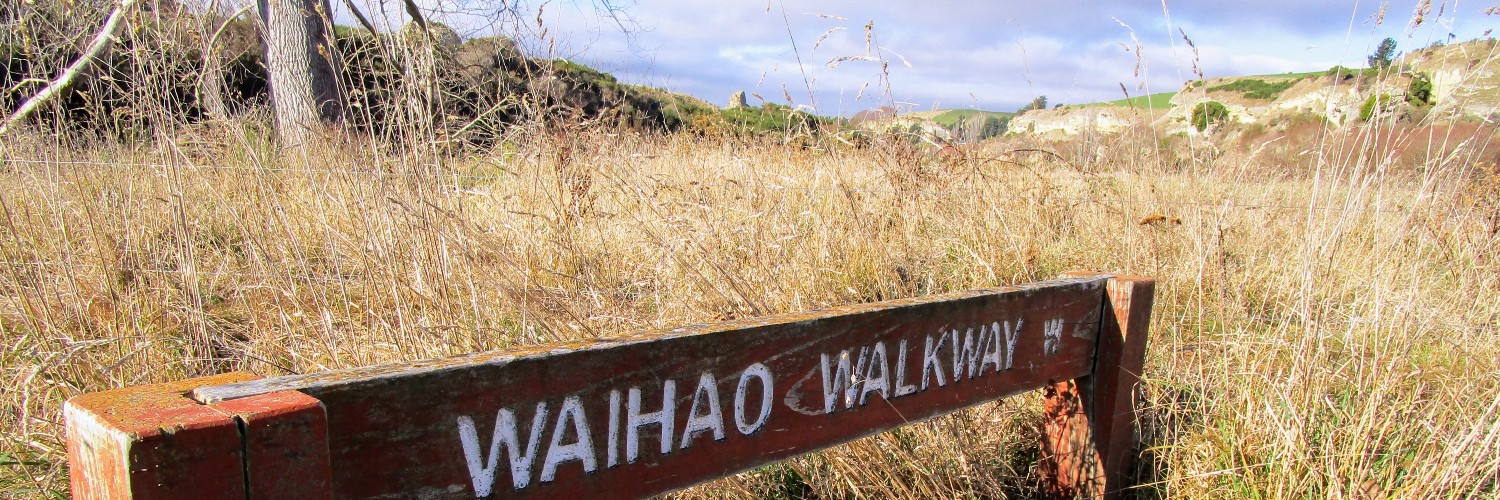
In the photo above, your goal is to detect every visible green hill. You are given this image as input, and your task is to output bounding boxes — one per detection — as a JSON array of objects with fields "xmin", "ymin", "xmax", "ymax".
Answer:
[
  {"xmin": 925, "ymin": 109, "xmax": 1014, "ymax": 127},
  {"xmin": 1087, "ymin": 91, "xmax": 1177, "ymax": 110}
]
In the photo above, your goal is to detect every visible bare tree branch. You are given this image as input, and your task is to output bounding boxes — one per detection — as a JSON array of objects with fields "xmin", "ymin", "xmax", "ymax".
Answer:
[
  {"xmin": 1, "ymin": 0, "xmax": 143, "ymax": 138},
  {"xmin": 339, "ymin": 0, "xmax": 380, "ymax": 36}
]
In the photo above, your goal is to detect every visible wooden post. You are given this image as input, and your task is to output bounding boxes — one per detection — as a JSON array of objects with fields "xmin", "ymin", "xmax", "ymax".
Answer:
[
  {"xmin": 65, "ymin": 372, "xmax": 333, "ymax": 499},
  {"xmin": 1042, "ymin": 275, "xmax": 1154, "ymax": 499}
]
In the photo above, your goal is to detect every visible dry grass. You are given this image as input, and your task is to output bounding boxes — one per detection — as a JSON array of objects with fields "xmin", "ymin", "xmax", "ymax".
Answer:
[{"xmin": 0, "ymin": 114, "xmax": 1498, "ymax": 497}]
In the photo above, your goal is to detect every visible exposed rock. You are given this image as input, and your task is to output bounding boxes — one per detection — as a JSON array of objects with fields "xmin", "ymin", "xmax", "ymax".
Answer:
[
  {"xmin": 1159, "ymin": 74, "xmax": 1408, "ymax": 134},
  {"xmin": 1405, "ymin": 39, "xmax": 1500, "ymax": 118},
  {"xmin": 728, "ymin": 90, "xmax": 747, "ymax": 109},
  {"xmin": 847, "ymin": 109, "xmax": 952, "ymax": 141},
  {"xmin": 1006, "ymin": 39, "xmax": 1500, "ymax": 138},
  {"xmin": 1007, "ymin": 107, "xmax": 1137, "ymax": 138}
]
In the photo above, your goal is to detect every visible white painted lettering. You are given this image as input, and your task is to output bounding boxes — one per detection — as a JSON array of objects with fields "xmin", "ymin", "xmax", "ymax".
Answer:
[
  {"xmin": 950, "ymin": 330, "xmax": 962, "ymax": 382},
  {"xmin": 540, "ymin": 395, "xmax": 598, "ymax": 483},
  {"xmin": 681, "ymin": 372, "xmax": 726, "ymax": 448},
  {"xmin": 979, "ymin": 322, "xmax": 1003, "ymax": 375},
  {"xmin": 852, "ymin": 346, "xmax": 870, "ymax": 406},
  {"xmin": 820, "ymin": 350, "xmax": 856, "ymax": 414},
  {"xmin": 921, "ymin": 333, "xmax": 947, "ymax": 390},
  {"xmin": 958, "ymin": 327, "xmax": 986, "ymax": 380},
  {"xmin": 1044, "ymin": 318, "xmax": 1063, "ymax": 356},
  {"xmin": 893, "ymin": 339, "xmax": 918, "ymax": 397},
  {"xmin": 858, "ymin": 341, "xmax": 891, "ymax": 405},
  {"xmin": 606, "ymin": 390, "xmax": 621, "ymax": 468},
  {"xmin": 735, "ymin": 363, "xmax": 773, "ymax": 434},
  {"xmin": 626, "ymin": 380, "xmax": 676, "ymax": 462},
  {"xmin": 456, "ymin": 401, "xmax": 548, "ymax": 494},
  {"xmin": 1004, "ymin": 320, "xmax": 1023, "ymax": 369}
]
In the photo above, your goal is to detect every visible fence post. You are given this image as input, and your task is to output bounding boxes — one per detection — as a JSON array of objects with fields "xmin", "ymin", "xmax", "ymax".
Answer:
[
  {"xmin": 65, "ymin": 372, "xmax": 332, "ymax": 499},
  {"xmin": 1042, "ymin": 275, "xmax": 1154, "ymax": 499}
]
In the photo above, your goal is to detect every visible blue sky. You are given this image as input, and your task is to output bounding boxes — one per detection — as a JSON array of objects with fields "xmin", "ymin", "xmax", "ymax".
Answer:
[{"xmin": 385, "ymin": 1, "xmax": 1496, "ymax": 116}]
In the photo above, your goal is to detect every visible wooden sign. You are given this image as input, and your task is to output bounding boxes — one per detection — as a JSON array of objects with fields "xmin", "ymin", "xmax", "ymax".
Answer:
[{"xmin": 66, "ymin": 274, "xmax": 1154, "ymax": 499}]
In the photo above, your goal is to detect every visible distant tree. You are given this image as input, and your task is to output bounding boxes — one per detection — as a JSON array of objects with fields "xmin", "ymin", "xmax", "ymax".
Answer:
[
  {"xmin": 1016, "ymin": 95, "xmax": 1047, "ymax": 115},
  {"xmin": 1368, "ymin": 37, "xmax": 1398, "ymax": 69},
  {"xmin": 979, "ymin": 116, "xmax": 1007, "ymax": 139}
]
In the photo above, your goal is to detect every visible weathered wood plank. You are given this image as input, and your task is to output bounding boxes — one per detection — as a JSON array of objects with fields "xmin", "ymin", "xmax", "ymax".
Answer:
[
  {"xmin": 195, "ymin": 276, "xmax": 1109, "ymax": 499},
  {"xmin": 65, "ymin": 372, "xmax": 256, "ymax": 499},
  {"xmin": 1042, "ymin": 276, "xmax": 1154, "ymax": 499},
  {"xmin": 212, "ymin": 390, "xmax": 334, "ymax": 499}
]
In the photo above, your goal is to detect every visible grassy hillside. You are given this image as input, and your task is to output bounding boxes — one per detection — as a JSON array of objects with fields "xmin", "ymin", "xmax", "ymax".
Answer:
[
  {"xmin": 926, "ymin": 109, "xmax": 1014, "ymax": 127},
  {"xmin": 1088, "ymin": 91, "xmax": 1178, "ymax": 109},
  {"xmin": 1079, "ymin": 69, "xmax": 1344, "ymax": 109},
  {"xmin": 1241, "ymin": 69, "xmax": 1327, "ymax": 79}
]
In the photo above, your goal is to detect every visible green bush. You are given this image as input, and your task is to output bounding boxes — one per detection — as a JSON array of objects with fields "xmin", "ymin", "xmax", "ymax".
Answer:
[
  {"xmin": 1359, "ymin": 93, "xmax": 1394, "ymax": 121},
  {"xmin": 1406, "ymin": 73, "xmax": 1434, "ymax": 106},
  {"xmin": 1208, "ymin": 78, "xmax": 1299, "ymax": 100},
  {"xmin": 718, "ymin": 103, "xmax": 835, "ymax": 135},
  {"xmin": 1191, "ymin": 101, "xmax": 1230, "ymax": 132},
  {"xmin": 1325, "ymin": 65, "xmax": 1376, "ymax": 81}
]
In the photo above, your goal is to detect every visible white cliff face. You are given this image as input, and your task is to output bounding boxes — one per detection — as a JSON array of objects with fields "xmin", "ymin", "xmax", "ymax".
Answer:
[
  {"xmin": 1165, "ymin": 77, "xmax": 1406, "ymax": 133},
  {"xmin": 1005, "ymin": 39, "xmax": 1500, "ymax": 138},
  {"xmin": 1007, "ymin": 107, "xmax": 1137, "ymax": 138},
  {"xmin": 1407, "ymin": 41, "xmax": 1500, "ymax": 118}
]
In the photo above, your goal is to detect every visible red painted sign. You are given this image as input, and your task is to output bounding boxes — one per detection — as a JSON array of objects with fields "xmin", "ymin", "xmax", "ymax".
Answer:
[{"xmin": 187, "ymin": 276, "xmax": 1110, "ymax": 498}]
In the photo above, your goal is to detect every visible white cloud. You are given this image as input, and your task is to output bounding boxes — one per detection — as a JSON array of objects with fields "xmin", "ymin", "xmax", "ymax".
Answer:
[{"xmin": 369, "ymin": 0, "xmax": 1498, "ymax": 115}]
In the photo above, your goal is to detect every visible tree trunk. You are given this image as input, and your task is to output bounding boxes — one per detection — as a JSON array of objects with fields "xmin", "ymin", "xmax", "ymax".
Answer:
[{"xmin": 257, "ymin": 0, "xmax": 343, "ymax": 147}]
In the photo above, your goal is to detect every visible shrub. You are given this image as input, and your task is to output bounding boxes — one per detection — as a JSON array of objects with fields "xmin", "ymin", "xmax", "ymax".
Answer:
[
  {"xmin": 1208, "ymin": 78, "xmax": 1299, "ymax": 100},
  {"xmin": 1191, "ymin": 101, "xmax": 1230, "ymax": 132},
  {"xmin": 1016, "ymin": 95, "xmax": 1047, "ymax": 115},
  {"xmin": 1325, "ymin": 65, "xmax": 1376, "ymax": 82},
  {"xmin": 718, "ymin": 103, "xmax": 834, "ymax": 135},
  {"xmin": 1359, "ymin": 94, "xmax": 1394, "ymax": 121},
  {"xmin": 1406, "ymin": 72, "xmax": 1434, "ymax": 106},
  {"xmin": 1326, "ymin": 66, "xmax": 1356, "ymax": 80}
]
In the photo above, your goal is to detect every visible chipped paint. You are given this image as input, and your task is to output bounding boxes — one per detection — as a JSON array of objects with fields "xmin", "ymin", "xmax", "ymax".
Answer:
[
  {"xmin": 194, "ymin": 276, "xmax": 1110, "ymax": 498},
  {"xmin": 69, "ymin": 274, "xmax": 1155, "ymax": 500}
]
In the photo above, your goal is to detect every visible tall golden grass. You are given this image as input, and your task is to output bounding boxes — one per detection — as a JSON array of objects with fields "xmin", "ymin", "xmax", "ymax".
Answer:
[{"xmin": 1, "ymin": 111, "xmax": 1496, "ymax": 497}]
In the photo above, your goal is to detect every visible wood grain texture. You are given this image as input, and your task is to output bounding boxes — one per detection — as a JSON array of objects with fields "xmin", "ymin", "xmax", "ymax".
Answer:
[
  {"xmin": 65, "ymin": 372, "xmax": 256, "ymax": 499},
  {"xmin": 193, "ymin": 276, "xmax": 1109, "ymax": 499},
  {"xmin": 1041, "ymin": 276, "xmax": 1154, "ymax": 499},
  {"xmin": 212, "ymin": 390, "xmax": 333, "ymax": 499}
]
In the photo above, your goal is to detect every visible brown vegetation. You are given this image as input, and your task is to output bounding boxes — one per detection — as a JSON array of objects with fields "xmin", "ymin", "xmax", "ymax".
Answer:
[
  {"xmin": 2, "ymin": 114, "xmax": 1498, "ymax": 496},
  {"xmin": 2, "ymin": 3, "xmax": 1499, "ymax": 497}
]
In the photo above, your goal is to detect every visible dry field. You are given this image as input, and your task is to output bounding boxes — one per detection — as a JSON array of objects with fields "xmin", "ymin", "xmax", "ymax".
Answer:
[{"xmin": 1, "ymin": 117, "xmax": 1497, "ymax": 497}]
